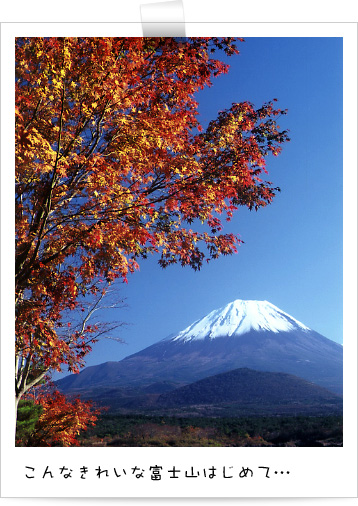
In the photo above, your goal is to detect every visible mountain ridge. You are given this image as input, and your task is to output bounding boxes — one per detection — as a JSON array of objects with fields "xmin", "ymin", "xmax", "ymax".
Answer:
[
  {"xmin": 57, "ymin": 299, "xmax": 343, "ymax": 396},
  {"xmin": 57, "ymin": 367, "xmax": 343, "ymax": 417},
  {"xmin": 154, "ymin": 367, "xmax": 342, "ymax": 416}
]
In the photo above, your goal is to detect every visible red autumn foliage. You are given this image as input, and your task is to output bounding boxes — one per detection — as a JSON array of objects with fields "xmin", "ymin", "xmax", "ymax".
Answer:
[
  {"xmin": 24, "ymin": 389, "xmax": 102, "ymax": 447},
  {"xmin": 15, "ymin": 37, "xmax": 289, "ymax": 428}
]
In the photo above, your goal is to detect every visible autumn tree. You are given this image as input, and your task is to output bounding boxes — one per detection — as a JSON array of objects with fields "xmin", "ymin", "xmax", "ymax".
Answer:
[
  {"xmin": 15, "ymin": 37, "xmax": 289, "ymax": 423},
  {"xmin": 16, "ymin": 388, "xmax": 101, "ymax": 447}
]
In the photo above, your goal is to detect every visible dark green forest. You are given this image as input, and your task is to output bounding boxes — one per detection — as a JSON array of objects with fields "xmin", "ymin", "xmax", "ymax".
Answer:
[{"xmin": 79, "ymin": 413, "xmax": 343, "ymax": 447}]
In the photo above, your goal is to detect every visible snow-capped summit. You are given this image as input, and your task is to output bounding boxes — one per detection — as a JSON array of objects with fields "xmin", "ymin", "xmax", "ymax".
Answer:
[
  {"xmin": 171, "ymin": 299, "xmax": 310, "ymax": 343},
  {"xmin": 57, "ymin": 298, "xmax": 343, "ymax": 396}
]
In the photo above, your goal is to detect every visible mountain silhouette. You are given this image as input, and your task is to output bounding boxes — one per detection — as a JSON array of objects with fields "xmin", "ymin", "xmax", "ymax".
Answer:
[{"xmin": 57, "ymin": 299, "xmax": 343, "ymax": 396}]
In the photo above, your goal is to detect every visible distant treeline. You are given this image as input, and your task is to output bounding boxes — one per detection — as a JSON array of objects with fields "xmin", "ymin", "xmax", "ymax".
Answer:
[{"xmin": 79, "ymin": 414, "xmax": 343, "ymax": 447}]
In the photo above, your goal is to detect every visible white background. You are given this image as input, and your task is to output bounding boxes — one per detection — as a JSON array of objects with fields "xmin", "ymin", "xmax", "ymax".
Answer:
[{"xmin": 1, "ymin": 1, "xmax": 357, "ymax": 504}]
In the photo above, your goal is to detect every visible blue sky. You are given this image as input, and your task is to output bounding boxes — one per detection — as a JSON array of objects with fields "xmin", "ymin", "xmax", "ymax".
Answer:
[{"xmin": 59, "ymin": 37, "xmax": 343, "ymax": 375}]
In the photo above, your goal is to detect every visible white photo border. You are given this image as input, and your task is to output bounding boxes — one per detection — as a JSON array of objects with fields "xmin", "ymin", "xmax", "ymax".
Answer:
[{"xmin": 1, "ymin": 21, "xmax": 357, "ymax": 499}]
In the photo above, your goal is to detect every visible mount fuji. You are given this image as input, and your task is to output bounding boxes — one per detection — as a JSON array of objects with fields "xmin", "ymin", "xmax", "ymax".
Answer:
[
  {"xmin": 169, "ymin": 299, "xmax": 311, "ymax": 341},
  {"xmin": 57, "ymin": 299, "xmax": 343, "ymax": 396}
]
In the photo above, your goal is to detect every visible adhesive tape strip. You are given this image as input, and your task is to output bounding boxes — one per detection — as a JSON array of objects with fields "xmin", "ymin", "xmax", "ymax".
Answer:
[{"xmin": 140, "ymin": 0, "xmax": 186, "ymax": 37}]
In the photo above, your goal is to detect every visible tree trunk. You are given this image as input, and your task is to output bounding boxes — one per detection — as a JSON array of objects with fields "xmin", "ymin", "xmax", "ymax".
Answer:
[{"xmin": 15, "ymin": 393, "xmax": 21, "ymax": 440}]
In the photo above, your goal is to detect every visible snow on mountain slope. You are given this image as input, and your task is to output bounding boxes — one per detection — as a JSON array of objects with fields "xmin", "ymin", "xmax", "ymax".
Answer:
[
  {"xmin": 171, "ymin": 299, "xmax": 310, "ymax": 342},
  {"xmin": 57, "ymin": 298, "xmax": 342, "ymax": 395}
]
